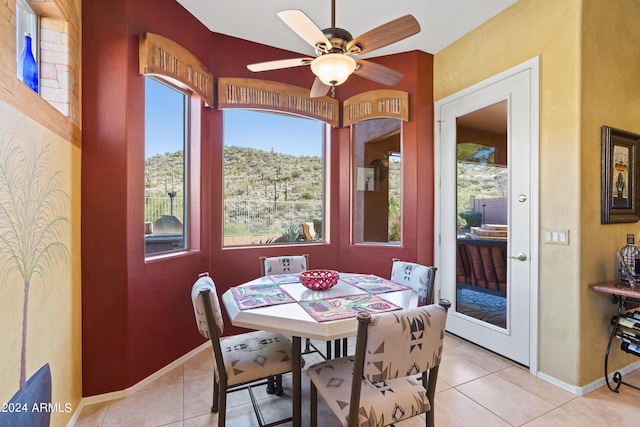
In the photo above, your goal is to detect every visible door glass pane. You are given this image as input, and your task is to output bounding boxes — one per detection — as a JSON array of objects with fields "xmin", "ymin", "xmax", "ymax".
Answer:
[
  {"xmin": 352, "ymin": 118, "xmax": 402, "ymax": 244},
  {"xmin": 455, "ymin": 101, "xmax": 508, "ymax": 328}
]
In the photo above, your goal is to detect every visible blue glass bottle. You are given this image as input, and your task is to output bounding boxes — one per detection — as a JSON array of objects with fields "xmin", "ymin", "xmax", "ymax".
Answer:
[{"xmin": 18, "ymin": 33, "xmax": 38, "ymax": 93}]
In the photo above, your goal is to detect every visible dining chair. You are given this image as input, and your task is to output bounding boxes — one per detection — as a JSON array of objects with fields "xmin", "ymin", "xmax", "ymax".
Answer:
[
  {"xmin": 307, "ymin": 300, "xmax": 451, "ymax": 427},
  {"xmin": 260, "ymin": 254, "xmax": 309, "ymax": 275},
  {"xmin": 391, "ymin": 258, "xmax": 437, "ymax": 306},
  {"xmin": 191, "ymin": 273, "xmax": 299, "ymax": 427}
]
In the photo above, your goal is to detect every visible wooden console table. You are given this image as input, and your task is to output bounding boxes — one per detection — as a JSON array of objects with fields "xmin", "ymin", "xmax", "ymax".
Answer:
[{"xmin": 590, "ymin": 282, "xmax": 640, "ymax": 392}]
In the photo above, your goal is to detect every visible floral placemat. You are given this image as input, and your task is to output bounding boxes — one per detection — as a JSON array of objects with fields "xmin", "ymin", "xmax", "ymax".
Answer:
[
  {"xmin": 340, "ymin": 274, "xmax": 411, "ymax": 294},
  {"xmin": 267, "ymin": 273, "xmax": 301, "ymax": 285},
  {"xmin": 298, "ymin": 294, "xmax": 402, "ymax": 322},
  {"xmin": 230, "ymin": 283, "xmax": 295, "ymax": 310}
]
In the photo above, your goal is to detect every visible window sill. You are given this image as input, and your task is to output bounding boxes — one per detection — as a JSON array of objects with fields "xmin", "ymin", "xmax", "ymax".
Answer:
[{"xmin": 144, "ymin": 248, "xmax": 201, "ymax": 263}]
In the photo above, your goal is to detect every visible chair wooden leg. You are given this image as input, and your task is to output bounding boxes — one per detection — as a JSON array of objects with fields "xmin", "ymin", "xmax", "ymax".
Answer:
[
  {"xmin": 266, "ymin": 376, "xmax": 276, "ymax": 394},
  {"xmin": 218, "ymin": 384, "xmax": 227, "ymax": 427},
  {"xmin": 310, "ymin": 381, "xmax": 318, "ymax": 427},
  {"xmin": 426, "ymin": 409, "xmax": 434, "ymax": 427},
  {"xmin": 425, "ymin": 366, "xmax": 439, "ymax": 427},
  {"xmin": 265, "ymin": 374, "xmax": 284, "ymax": 396},
  {"xmin": 212, "ymin": 376, "xmax": 219, "ymax": 412},
  {"xmin": 275, "ymin": 374, "xmax": 283, "ymax": 396}
]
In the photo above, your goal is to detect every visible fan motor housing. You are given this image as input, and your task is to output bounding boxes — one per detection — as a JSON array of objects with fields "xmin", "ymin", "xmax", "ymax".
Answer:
[{"xmin": 317, "ymin": 27, "xmax": 353, "ymax": 54}]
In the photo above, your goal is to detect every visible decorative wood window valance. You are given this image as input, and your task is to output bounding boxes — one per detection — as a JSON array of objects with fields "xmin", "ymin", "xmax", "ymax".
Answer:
[
  {"xmin": 342, "ymin": 89, "xmax": 409, "ymax": 126},
  {"xmin": 217, "ymin": 78, "xmax": 408, "ymax": 128},
  {"xmin": 217, "ymin": 77, "xmax": 340, "ymax": 127},
  {"xmin": 139, "ymin": 32, "xmax": 214, "ymax": 107}
]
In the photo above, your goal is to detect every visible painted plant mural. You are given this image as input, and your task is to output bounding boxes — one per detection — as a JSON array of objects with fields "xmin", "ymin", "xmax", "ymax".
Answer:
[{"xmin": 0, "ymin": 136, "xmax": 70, "ymax": 426}]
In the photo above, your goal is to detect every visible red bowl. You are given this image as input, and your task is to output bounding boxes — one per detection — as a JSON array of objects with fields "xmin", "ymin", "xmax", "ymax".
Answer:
[{"xmin": 299, "ymin": 269, "xmax": 339, "ymax": 291}]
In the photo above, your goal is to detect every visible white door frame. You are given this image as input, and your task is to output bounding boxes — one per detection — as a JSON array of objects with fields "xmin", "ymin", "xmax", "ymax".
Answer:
[{"xmin": 434, "ymin": 57, "xmax": 540, "ymax": 374}]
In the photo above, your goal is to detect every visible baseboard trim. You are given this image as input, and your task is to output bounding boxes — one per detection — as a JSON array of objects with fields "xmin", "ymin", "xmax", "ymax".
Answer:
[
  {"xmin": 68, "ymin": 341, "xmax": 211, "ymax": 426},
  {"xmin": 536, "ymin": 359, "xmax": 640, "ymax": 396}
]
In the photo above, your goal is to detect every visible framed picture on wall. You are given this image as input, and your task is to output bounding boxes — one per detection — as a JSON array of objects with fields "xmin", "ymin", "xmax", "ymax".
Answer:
[{"xmin": 602, "ymin": 125, "xmax": 640, "ymax": 223}]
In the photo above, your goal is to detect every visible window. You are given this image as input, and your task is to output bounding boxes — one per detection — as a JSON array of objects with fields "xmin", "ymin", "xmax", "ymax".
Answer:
[
  {"xmin": 223, "ymin": 109, "xmax": 326, "ymax": 247},
  {"xmin": 144, "ymin": 76, "xmax": 189, "ymax": 255},
  {"xmin": 15, "ymin": 0, "xmax": 39, "ymax": 93},
  {"xmin": 352, "ymin": 118, "xmax": 402, "ymax": 245}
]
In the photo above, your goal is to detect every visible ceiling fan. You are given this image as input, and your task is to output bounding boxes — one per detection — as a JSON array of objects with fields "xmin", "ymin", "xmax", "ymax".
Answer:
[{"xmin": 246, "ymin": 0, "xmax": 421, "ymax": 97}]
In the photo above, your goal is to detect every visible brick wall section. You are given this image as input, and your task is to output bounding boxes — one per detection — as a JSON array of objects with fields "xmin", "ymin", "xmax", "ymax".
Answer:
[
  {"xmin": 40, "ymin": 17, "xmax": 78, "ymax": 121},
  {"xmin": 1, "ymin": 0, "xmax": 80, "ymax": 127}
]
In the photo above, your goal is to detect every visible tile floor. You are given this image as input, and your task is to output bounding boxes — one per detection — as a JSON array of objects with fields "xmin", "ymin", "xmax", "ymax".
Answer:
[{"xmin": 74, "ymin": 334, "xmax": 640, "ymax": 426}]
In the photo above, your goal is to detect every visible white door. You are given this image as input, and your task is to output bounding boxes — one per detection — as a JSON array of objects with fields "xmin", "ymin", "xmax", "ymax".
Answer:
[{"xmin": 435, "ymin": 59, "xmax": 539, "ymax": 368}]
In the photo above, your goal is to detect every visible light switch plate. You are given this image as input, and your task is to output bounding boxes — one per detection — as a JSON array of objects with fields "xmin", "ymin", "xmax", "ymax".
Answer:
[{"xmin": 544, "ymin": 228, "xmax": 569, "ymax": 245}]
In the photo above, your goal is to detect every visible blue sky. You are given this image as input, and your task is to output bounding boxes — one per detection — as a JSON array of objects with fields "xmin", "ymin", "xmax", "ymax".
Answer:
[
  {"xmin": 145, "ymin": 77, "xmax": 323, "ymax": 159},
  {"xmin": 224, "ymin": 109, "xmax": 323, "ymax": 157},
  {"xmin": 145, "ymin": 77, "xmax": 186, "ymax": 159}
]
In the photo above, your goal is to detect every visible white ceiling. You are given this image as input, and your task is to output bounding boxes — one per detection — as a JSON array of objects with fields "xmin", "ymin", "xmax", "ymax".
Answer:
[{"xmin": 176, "ymin": 0, "xmax": 518, "ymax": 58}]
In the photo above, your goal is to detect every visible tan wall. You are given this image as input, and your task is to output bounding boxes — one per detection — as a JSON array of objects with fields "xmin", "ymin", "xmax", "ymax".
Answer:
[
  {"xmin": 0, "ymin": 0, "xmax": 81, "ymax": 425},
  {"xmin": 436, "ymin": 0, "xmax": 640, "ymax": 387},
  {"xmin": 435, "ymin": 0, "xmax": 585, "ymax": 386},
  {"xmin": 579, "ymin": 0, "xmax": 640, "ymax": 385}
]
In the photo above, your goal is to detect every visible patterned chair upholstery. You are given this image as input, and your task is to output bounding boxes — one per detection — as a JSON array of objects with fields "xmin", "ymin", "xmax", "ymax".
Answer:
[
  {"xmin": 260, "ymin": 254, "xmax": 309, "ymax": 275},
  {"xmin": 391, "ymin": 259, "xmax": 437, "ymax": 306},
  {"xmin": 191, "ymin": 273, "xmax": 298, "ymax": 427},
  {"xmin": 307, "ymin": 301, "xmax": 451, "ymax": 427}
]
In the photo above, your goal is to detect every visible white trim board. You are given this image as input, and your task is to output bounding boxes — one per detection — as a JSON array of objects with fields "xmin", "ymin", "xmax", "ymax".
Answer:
[{"xmin": 537, "ymin": 359, "xmax": 640, "ymax": 396}]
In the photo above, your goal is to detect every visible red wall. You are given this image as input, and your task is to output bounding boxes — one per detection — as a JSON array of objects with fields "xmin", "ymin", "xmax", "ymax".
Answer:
[{"xmin": 82, "ymin": 0, "xmax": 434, "ymax": 396}]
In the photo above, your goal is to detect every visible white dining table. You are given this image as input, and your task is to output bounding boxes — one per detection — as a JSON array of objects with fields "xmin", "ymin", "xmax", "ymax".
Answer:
[{"xmin": 221, "ymin": 273, "xmax": 417, "ymax": 427}]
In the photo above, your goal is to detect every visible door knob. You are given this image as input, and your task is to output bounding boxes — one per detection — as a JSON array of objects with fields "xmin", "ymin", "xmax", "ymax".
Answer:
[
  {"xmin": 510, "ymin": 253, "xmax": 527, "ymax": 261},
  {"xmin": 518, "ymin": 194, "xmax": 527, "ymax": 202}
]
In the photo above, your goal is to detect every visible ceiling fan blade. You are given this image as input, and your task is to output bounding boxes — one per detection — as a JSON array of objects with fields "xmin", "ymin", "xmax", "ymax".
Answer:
[
  {"xmin": 310, "ymin": 77, "xmax": 331, "ymax": 98},
  {"xmin": 278, "ymin": 10, "xmax": 332, "ymax": 52},
  {"xmin": 347, "ymin": 15, "xmax": 420, "ymax": 55},
  {"xmin": 354, "ymin": 59, "xmax": 404, "ymax": 86},
  {"xmin": 247, "ymin": 57, "xmax": 313, "ymax": 72}
]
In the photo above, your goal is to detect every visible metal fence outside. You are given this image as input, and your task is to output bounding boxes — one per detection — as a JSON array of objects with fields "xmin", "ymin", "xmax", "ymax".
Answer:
[
  {"xmin": 145, "ymin": 196, "xmax": 184, "ymax": 224},
  {"xmin": 145, "ymin": 197, "xmax": 322, "ymax": 238},
  {"xmin": 224, "ymin": 199, "xmax": 322, "ymax": 237}
]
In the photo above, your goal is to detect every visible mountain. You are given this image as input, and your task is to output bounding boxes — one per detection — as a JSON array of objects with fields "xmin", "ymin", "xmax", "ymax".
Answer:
[
  {"xmin": 145, "ymin": 151, "xmax": 185, "ymax": 197},
  {"xmin": 457, "ymin": 161, "xmax": 508, "ymax": 212},
  {"xmin": 223, "ymin": 146, "xmax": 322, "ymax": 201}
]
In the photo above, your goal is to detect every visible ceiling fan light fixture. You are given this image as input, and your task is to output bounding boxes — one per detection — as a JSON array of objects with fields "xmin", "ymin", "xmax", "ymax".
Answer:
[{"xmin": 310, "ymin": 53, "xmax": 356, "ymax": 86}]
